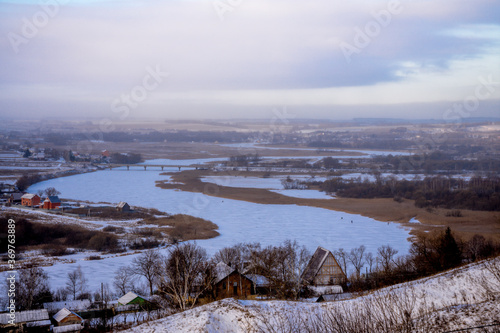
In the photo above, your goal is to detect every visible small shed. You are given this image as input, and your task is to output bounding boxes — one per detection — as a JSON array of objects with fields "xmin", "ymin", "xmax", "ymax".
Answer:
[
  {"xmin": 21, "ymin": 193, "xmax": 41, "ymax": 207},
  {"xmin": 43, "ymin": 196, "xmax": 61, "ymax": 210},
  {"xmin": 53, "ymin": 308, "xmax": 83, "ymax": 327},
  {"xmin": 116, "ymin": 201, "xmax": 131, "ymax": 212},
  {"xmin": 117, "ymin": 292, "xmax": 147, "ymax": 306},
  {"xmin": 8, "ymin": 192, "xmax": 23, "ymax": 204}
]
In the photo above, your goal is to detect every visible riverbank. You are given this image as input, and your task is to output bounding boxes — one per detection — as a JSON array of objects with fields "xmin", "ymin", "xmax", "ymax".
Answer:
[{"xmin": 156, "ymin": 169, "xmax": 500, "ymax": 241}]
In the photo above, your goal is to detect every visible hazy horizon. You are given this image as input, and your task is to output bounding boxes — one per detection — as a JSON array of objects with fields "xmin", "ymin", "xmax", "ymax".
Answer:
[{"xmin": 1, "ymin": 0, "xmax": 499, "ymax": 121}]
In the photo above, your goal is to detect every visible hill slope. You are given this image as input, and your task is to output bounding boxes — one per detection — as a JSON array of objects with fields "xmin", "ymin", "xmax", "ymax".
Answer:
[{"xmin": 121, "ymin": 257, "xmax": 500, "ymax": 332}]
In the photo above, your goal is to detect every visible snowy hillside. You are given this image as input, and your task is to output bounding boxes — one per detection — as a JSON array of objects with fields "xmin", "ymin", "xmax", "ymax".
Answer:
[{"xmin": 121, "ymin": 257, "xmax": 500, "ymax": 333}]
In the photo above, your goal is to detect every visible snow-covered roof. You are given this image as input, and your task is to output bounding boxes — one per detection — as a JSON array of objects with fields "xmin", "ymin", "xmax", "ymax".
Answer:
[
  {"xmin": 21, "ymin": 193, "xmax": 38, "ymax": 199},
  {"xmin": 53, "ymin": 308, "xmax": 83, "ymax": 323},
  {"xmin": 0, "ymin": 309, "xmax": 49, "ymax": 324},
  {"xmin": 245, "ymin": 274, "xmax": 270, "ymax": 287},
  {"xmin": 310, "ymin": 285, "xmax": 344, "ymax": 297},
  {"xmin": 118, "ymin": 291, "xmax": 145, "ymax": 305},
  {"xmin": 45, "ymin": 196, "xmax": 61, "ymax": 203},
  {"xmin": 44, "ymin": 299, "xmax": 91, "ymax": 312},
  {"xmin": 214, "ymin": 262, "xmax": 235, "ymax": 284},
  {"xmin": 301, "ymin": 246, "xmax": 343, "ymax": 284},
  {"xmin": 117, "ymin": 201, "xmax": 129, "ymax": 208}
]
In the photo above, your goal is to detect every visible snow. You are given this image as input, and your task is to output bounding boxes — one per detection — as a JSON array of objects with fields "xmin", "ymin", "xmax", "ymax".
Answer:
[
  {"xmin": 22, "ymin": 160, "xmax": 411, "ymax": 291},
  {"xmin": 121, "ymin": 257, "xmax": 500, "ymax": 333},
  {"xmin": 270, "ymin": 189, "xmax": 334, "ymax": 199}
]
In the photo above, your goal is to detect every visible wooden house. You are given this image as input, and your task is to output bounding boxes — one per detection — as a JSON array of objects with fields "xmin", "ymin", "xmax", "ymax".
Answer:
[
  {"xmin": 0, "ymin": 309, "xmax": 51, "ymax": 332},
  {"xmin": 21, "ymin": 193, "xmax": 40, "ymax": 207},
  {"xmin": 301, "ymin": 247, "xmax": 347, "ymax": 286},
  {"xmin": 116, "ymin": 201, "xmax": 131, "ymax": 212},
  {"xmin": 52, "ymin": 308, "xmax": 83, "ymax": 333},
  {"xmin": 213, "ymin": 262, "xmax": 254, "ymax": 299},
  {"xmin": 43, "ymin": 196, "xmax": 61, "ymax": 210}
]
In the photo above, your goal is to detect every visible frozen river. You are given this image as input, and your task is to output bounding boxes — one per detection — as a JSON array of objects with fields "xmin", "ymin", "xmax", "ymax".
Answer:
[{"xmin": 24, "ymin": 157, "xmax": 413, "ymax": 291}]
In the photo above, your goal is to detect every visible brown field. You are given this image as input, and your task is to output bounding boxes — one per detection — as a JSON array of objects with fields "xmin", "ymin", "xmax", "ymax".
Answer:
[
  {"xmin": 156, "ymin": 169, "xmax": 500, "ymax": 242},
  {"xmin": 141, "ymin": 214, "xmax": 220, "ymax": 241}
]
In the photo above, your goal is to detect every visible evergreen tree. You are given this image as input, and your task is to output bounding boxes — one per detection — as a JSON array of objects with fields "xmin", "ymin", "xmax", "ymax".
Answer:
[{"xmin": 439, "ymin": 227, "xmax": 461, "ymax": 270}]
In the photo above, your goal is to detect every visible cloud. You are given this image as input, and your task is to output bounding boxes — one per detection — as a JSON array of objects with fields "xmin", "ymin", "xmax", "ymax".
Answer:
[{"xmin": 0, "ymin": 0, "xmax": 498, "ymax": 119}]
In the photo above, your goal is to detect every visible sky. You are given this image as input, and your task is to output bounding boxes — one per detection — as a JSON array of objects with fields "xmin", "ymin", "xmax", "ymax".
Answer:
[{"xmin": 0, "ymin": 0, "xmax": 499, "ymax": 121}]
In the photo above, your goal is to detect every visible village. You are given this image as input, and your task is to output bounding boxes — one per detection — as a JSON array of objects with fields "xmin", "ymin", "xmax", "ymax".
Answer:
[{"xmin": 0, "ymin": 120, "xmax": 499, "ymax": 332}]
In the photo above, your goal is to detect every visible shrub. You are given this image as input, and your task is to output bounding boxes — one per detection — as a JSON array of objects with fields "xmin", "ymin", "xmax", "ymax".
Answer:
[
  {"xmin": 88, "ymin": 234, "xmax": 118, "ymax": 252},
  {"xmin": 446, "ymin": 210, "xmax": 463, "ymax": 217}
]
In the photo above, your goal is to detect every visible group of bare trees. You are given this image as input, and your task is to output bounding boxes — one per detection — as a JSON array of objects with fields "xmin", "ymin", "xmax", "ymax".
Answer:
[
  {"xmin": 341, "ymin": 228, "xmax": 500, "ymax": 292},
  {"xmin": 213, "ymin": 240, "xmax": 311, "ymax": 300},
  {"xmin": 116, "ymin": 240, "xmax": 311, "ymax": 310}
]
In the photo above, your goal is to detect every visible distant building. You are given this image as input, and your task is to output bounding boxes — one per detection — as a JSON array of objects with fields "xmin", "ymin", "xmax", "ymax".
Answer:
[
  {"xmin": 21, "ymin": 193, "xmax": 41, "ymax": 207},
  {"xmin": 43, "ymin": 196, "xmax": 61, "ymax": 210},
  {"xmin": 301, "ymin": 247, "xmax": 347, "ymax": 286},
  {"xmin": 52, "ymin": 308, "xmax": 83, "ymax": 333},
  {"xmin": 43, "ymin": 300, "xmax": 91, "ymax": 313},
  {"xmin": 116, "ymin": 201, "xmax": 131, "ymax": 212},
  {"xmin": 0, "ymin": 309, "xmax": 51, "ymax": 332},
  {"xmin": 8, "ymin": 192, "xmax": 23, "ymax": 204},
  {"xmin": 101, "ymin": 150, "xmax": 110, "ymax": 158}
]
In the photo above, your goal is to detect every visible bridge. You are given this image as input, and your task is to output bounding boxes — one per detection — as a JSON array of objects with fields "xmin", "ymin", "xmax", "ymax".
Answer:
[{"xmin": 96, "ymin": 164, "xmax": 209, "ymax": 171}]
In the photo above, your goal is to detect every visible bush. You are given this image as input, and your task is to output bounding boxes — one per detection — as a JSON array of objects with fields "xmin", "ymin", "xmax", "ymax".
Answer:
[
  {"xmin": 103, "ymin": 226, "xmax": 125, "ymax": 234},
  {"xmin": 88, "ymin": 234, "xmax": 118, "ymax": 252},
  {"xmin": 446, "ymin": 210, "xmax": 463, "ymax": 217},
  {"xmin": 41, "ymin": 244, "xmax": 71, "ymax": 256}
]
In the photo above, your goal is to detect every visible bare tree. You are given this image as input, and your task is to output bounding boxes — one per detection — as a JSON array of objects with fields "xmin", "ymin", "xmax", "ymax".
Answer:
[
  {"xmin": 66, "ymin": 266, "xmax": 88, "ymax": 300},
  {"xmin": 378, "ymin": 245, "xmax": 399, "ymax": 273},
  {"xmin": 131, "ymin": 249, "xmax": 162, "ymax": 295},
  {"xmin": 365, "ymin": 252, "xmax": 375, "ymax": 274},
  {"xmin": 17, "ymin": 265, "xmax": 51, "ymax": 309},
  {"xmin": 44, "ymin": 187, "xmax": 61, "ymax": 197},
  {"xmin": 113, "ymin": 266, "xmax": 135, "ymax": 296},
  {"xmin": 334, "ymin": 248, "xmax": 349, "ymax": 276},
  {"xmin": 157, "ymin": 242, "xmax": 213, "ymax": 311},
  {"xmin": 349, "ymin": 245, "xmax": 366, "ymax": 277}
]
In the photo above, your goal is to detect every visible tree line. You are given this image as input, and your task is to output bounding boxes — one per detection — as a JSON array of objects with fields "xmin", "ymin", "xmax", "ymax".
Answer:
[
  {"xmin": 320, "ymin": 175, "xmax": 500, "ymax": 211},
  {"xmin": 3, "ymin": 230, "xmax": 498, "ymax": 318}
]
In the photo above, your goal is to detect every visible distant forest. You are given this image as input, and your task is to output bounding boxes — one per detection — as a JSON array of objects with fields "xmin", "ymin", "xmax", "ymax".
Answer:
[
  {"xmin": 320, "ymin": 175, "xmax": 500, "ymax": 211},
  {"xmin": 42, "ymin": 131, "xmax": 255, "ymax": 145}
]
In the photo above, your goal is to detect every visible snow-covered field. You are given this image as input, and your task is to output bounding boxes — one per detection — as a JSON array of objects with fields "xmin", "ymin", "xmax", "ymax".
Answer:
[
  {"xmin": 122, "ymin": 257, "xmax": 500, "ymax": 333},
  {"xmin": 23, "ymin": 164, "xmax": 412, "ymax": 291},
  {"xmin": 201, "ymin": 175, "xmax": 334, "ymax": 199}
]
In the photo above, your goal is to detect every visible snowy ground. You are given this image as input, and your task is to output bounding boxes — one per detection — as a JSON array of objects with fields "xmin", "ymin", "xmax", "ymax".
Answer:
[{"xmin": 121, "ymin": 257, "xmax": 500, "ymax": 333}]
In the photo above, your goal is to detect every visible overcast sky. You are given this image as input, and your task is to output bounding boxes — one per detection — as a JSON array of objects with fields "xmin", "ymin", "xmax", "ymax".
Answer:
[{"xmin": 0, "ymin": 0, "xmax": 499, "ymax": 120}]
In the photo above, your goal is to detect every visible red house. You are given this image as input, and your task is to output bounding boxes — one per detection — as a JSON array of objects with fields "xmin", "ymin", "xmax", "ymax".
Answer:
[
  {"xmin": 43, "ymin": 196, "xmax": 61, "ymax": 210},
  {"xmin": 21, "ymin": 194, "xmax": 41, "ymax": 207}
]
